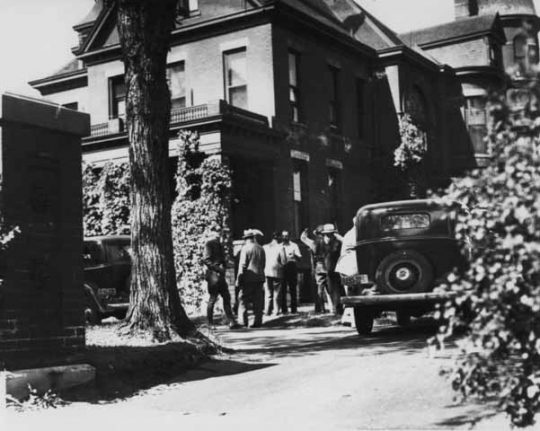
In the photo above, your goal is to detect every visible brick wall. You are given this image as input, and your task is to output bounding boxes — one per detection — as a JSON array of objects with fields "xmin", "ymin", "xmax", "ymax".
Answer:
[
  {"xmin": 271, "ymin": 23, "xmax": 375, "ymax": 234},
  {"xmin": 0, "ymin": 93, "xmax": 90, "ymax": 369},
  {"xmin": 87, "ymin": 24, "xmax": 275, "ymax": 125}
]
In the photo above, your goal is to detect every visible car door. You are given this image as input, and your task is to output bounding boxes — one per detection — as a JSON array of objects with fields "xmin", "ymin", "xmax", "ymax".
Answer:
[
  {"xmin": 83, "ymin": 240, "xmax": 114, "ymax": 291},
  {"xmin": 105, "ymin": 239, "xmax": 131, "ymax": 293}
]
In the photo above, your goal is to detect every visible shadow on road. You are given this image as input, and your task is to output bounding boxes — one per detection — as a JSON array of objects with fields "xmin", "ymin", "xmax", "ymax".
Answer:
[
  {"xmin": 433, "ymin": 402, "xmax": 499, "ymax": 428},
  {"xmin": 61, "ymin": 343, "xmax": 275, "ymax": 404},
  {"xmin": 226, "ymin": 319, "xmax": 442, "ymax": 360}
]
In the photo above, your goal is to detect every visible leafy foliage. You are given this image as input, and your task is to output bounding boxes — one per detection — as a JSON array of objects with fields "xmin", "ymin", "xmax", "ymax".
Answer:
[
  {"xmin": 82, "ymin": 162, "xmax": 131, "ymax": 236},
  {"xmin": 395, "ymin": 114, "xmax": 427, "ymax": 198},
  {"xmin": 394, "ymin": 113, "xmax": 427, "ymax": 170},
  {"xmin": 172, "ymin": 131, "xmax": 232, "ymax": 313},
  {"xmin": 7, "ymin": 385, "xmax": 67, "ymax": 411},
  {"xmin": 432, "ymin": 76, "xmax": 540, "ymax": 427}
]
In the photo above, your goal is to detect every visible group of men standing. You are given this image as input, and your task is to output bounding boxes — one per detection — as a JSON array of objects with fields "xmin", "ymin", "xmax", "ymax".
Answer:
[{"xmin": 202, "ymin": 223, "xmax": 344, "ymax": 329}]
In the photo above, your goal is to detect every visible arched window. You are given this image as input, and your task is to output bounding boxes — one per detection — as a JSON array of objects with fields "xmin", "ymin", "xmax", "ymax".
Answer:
[{"xmin": 405, "ymin": 86, "xmax": 430, "ymax": 151}]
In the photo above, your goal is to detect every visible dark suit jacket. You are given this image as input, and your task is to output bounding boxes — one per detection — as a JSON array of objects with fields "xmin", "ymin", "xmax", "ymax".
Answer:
[{"xmin": 202, "ymin": 238, "xmax": 226, "ymax": 287}]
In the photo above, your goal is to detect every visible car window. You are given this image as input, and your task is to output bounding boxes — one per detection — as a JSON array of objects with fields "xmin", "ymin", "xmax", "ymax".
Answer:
[
  {"xmin": 83, "ymin": 241, "xmax": 103, "ymax": 267},
  {"xmin": 107, "ymin": 242, "xmax": 132, "ymax": 264},
  {"xmin": 381, "ymin": 213, "xmax": 430, "ymax": 231}
]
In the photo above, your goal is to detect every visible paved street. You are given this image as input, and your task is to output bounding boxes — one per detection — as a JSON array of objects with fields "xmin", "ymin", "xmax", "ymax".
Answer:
[{"xmin": 5, "ymin": 319, "xmax": 504, "ymax": 431}]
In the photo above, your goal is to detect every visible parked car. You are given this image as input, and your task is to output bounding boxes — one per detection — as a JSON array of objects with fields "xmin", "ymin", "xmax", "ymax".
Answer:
[
  {"xmin": 83, "ymin": 235, "xmax": 131, "ymax": 324},
  {"xmin": 339, "ymin": 199, "xmax": 469, "ymax": 335}
]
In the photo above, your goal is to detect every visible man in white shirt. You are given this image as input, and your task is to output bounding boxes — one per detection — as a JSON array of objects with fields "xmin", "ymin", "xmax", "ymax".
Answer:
[
  {"xmin": 281, "ymin": 230, "xmax": 302, "ymax": 313},
  {"xmin": 263, "ymin": 232, "xmax": 285, "ymax": 316}
]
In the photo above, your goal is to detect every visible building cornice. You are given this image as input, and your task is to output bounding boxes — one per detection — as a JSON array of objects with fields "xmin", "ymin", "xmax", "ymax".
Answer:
[
  {"xmin": 377, "ymin": 45, "xmax": 442, "ymax": 72},
  {"xmin": 29, "ymin": 69, "xmax": 88, "ymax": 96},
  {"xmin": 413, "ymin": 30, "xmax": 505, "ymax": 50}
]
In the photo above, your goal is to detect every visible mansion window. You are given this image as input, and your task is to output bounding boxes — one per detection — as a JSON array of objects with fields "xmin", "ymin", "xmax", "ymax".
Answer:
[
  {"xmin": 327, "ymin": 167, "xmax": 342, "ymax": 228},
  {"xmin": 329, "ymin": 66, "xmax": 340, "ymax": 130},
  {"xmin": 224, "ymin": 48, "xmax": 247, "ymax": 109},
  {"xmin": 514, "ymin": 35, "xmax": 538, "ymax": 70},
  {"xmin": 356, "ymin": 78, "xmax": 366, "ymax": 138},
  {"xmin": 292, "ymin": 160, "xmax": 309, "ymax": 237},
  {"xmin": 288, "ymin": 50, "xmax": 302, "ymax": 122},
  {"xmin": 109, "ymin": 75, "xmax": 126, "ymax": 119},
  {"xmin": 167, "ymin": 62, "xmax": 186, "ymax": 110},
  {"xmin": 465, "ymin": 96, "xmax": 488, "ymax": 155}
]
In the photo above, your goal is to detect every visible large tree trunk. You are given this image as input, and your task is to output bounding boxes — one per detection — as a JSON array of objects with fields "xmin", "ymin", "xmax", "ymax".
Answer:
[{"xmin": 116, "ymin": 0, "xmax": 194, "ymax": 340}]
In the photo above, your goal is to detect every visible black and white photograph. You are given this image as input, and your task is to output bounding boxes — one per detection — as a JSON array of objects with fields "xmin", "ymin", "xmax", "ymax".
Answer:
[{"xmin": 1, "ymin": 0, "xmax": 540, "ymax": 429}]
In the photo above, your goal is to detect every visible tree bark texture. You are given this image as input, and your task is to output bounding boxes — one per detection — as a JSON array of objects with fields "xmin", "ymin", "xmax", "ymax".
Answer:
[{"xmin": 116, "ymin": 0, "xmax": 194, "ymax": 340}]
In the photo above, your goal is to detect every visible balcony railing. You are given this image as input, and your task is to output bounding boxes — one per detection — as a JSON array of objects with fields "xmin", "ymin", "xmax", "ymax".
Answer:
[{"xmin": 88, "ymin": 100, "xmax": 268, "ymax": 138}]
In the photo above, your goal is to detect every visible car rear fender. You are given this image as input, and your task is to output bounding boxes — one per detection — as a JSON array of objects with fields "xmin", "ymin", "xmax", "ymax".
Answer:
[{"xmin": 84, "ymin": 282, "xmax": 107, "ymax": 314}]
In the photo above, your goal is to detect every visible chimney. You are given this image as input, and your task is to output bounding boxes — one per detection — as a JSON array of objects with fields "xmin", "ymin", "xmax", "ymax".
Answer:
[{"xmin": 455, "ymin": 0, "xmax": 478, "ymax": 20}]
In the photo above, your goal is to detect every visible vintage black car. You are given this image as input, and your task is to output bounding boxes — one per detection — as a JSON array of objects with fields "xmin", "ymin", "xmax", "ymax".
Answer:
[
  {"xmin": 340, "ymin": 199, "xmax": 468, "ymax": 335},
  {"xmin": 83, "ymin": 235, "xmax": 131, "ymax": 324}
]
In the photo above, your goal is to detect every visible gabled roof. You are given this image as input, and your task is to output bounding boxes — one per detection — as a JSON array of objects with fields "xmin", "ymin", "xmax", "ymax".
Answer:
[
  {"xmin": 398, "ymin": 14, "xmax": 505, "ymax": 48},
  {"xmin": 52, "ymin": 58, "xmax": 84, "ymax": 76},
  {"xmin": 74, "ymin": 0, "xmax": 104, "ymax": 29}
]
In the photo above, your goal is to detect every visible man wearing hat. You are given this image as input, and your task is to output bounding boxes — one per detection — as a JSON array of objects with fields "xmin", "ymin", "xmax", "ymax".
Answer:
[
  {"xmin": 236, "ymin": 228, "xmax": 266, "ymax": 327},
  {"xmin": 301, "ymin": 223, "xmax": 343, "ymax": 315},
  {"xmin": 202, "ymin": 230, "xmax": 240, "ymax": 329}
]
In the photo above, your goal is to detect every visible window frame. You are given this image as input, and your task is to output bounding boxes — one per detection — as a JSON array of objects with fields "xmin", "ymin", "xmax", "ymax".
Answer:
[
  {"xmin": 223, "ymin": 47, "xmax": 248, "ymax": 109},
  {"xmin": 292, "ymin": 159, "xmax": 309, "ymax": 237},
  {"xmin": 380, "ymin": 213, "xmax": 431, "ymax": 232},
  {"xmin": 288, "ymin": 50, "xmax": 302, "ymax": 123},
  {"xmin": 328, "ymin": 65, "xmax": 341, "ymax": 130},
  {"xmin": 167, "ymin": 61, "xmax": 187, "ymax": 110},
  {"xmin": 356, "ymin": 78, "xmax": 367, "ymax": 138},
  {"xmin": 108, "ymin": 75, "xmax": 126, "ymax": 120}
]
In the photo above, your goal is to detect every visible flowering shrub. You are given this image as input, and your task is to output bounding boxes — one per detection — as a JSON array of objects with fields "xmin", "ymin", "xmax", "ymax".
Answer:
[
  {"xmin": 394, "ymin": 114, "xmax": 427, "ymax": 198},
  {"xmin": 432, "ymin": 77, "xmax": 540, "ymax": 427},
  {"xmin": 394, "ymin": 114, "xmax": 427, "ymax": 171},
  {"xmin": 171, "ymin": 131, "xmax": 232, "ymax": 312}
]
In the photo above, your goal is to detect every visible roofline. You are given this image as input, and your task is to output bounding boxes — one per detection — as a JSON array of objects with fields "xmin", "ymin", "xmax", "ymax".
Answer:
[
  {"xmin": 275, "ymin": 1, "xmax": 376, "ymax": 58},
  {"xmin": 499, "ymin": 13, "xmax": 540, "ymax": 24},
  {"xmin": 29, "ymin": 68, "xmax": 87, "ymax": 89},
  {"xmin": 454, "ymin": 65, "xmax": 509, "ymax": 84},
  {"xmin": 377, "ymin": 45, "xmax": 443, "ymax": 72},
  {"xmin": 356, "ymin": 198, "xmax": 452, "ymax": 213},
  {"xmin": 76, "ymin": 1, "xmax": 377, "ymax": 63},
  {"xmin": 410, "ymin": 29, "xmax": 506, "ymax": 50},
  {"xmin": 73, "ymin": 2, "xmax": 113, "ymax": 56}
]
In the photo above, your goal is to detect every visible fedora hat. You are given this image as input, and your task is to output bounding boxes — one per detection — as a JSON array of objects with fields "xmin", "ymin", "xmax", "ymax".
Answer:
[
  {"xmin": 242, "ymin": 228, "xmax": 263, "ymax": 239},
  {"xmin": 320, "ymin": 223, "xmax": 337, "ymax": 234}
]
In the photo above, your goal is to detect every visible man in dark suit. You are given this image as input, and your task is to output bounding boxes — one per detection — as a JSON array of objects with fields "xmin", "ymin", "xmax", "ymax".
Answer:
[
  {"xmin": 202, "ymin": 232, "xmax": 240, "ymax": 329},
  {"xmin": 301, "ymin": 223, "xmax": 343, "ymax": 315}
]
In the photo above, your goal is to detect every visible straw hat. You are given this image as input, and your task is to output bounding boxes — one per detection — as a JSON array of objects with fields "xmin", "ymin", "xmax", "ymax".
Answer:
[{"xmin": 242, "ymin": 228, "xmax": 263, "ymax": 239}]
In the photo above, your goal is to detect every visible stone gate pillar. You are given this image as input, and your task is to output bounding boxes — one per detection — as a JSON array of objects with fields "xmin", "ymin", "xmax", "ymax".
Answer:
[{"xmin": 0, "ymin": 93, "xmax": 90, "ymax": 369}]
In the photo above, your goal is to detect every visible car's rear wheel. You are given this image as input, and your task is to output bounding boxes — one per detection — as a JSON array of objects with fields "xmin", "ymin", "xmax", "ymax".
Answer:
[
  {"xmin": 354, "ymin": 307, "xmax": 374, "ymax": 335},
  {"xmin": 375, "ymin": 250, "xmax": 433, "ymax": 295},
  {"xmin": 114, "ymin": 309, "xmax": 127, "ymax": 320}
]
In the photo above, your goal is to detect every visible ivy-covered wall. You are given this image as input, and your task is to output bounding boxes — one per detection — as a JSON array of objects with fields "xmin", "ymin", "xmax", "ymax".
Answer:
[{"xmin": 82, "ymin": 131, "xmax": 233, "ymax": 312}]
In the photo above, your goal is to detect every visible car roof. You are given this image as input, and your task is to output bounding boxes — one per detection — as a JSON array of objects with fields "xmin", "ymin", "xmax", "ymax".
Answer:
[
  {"xmin": 84, "ymin": 235, "xmax": 130, "ymax": 243},
  {"xmin": 356, "ymin": 199, "xmax": 453, "ymax": 215}
]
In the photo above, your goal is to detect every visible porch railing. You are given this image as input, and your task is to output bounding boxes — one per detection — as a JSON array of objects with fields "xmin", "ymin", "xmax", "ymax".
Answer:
[{"xmin": 89, "ymin": 100, "xmax": 268, "ymax": 138}]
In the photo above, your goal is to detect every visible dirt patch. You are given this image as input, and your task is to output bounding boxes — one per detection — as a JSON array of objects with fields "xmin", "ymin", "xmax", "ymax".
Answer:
[{"xmin": 63, "ymin": 322, "xmax": 219, "ymax": 402}]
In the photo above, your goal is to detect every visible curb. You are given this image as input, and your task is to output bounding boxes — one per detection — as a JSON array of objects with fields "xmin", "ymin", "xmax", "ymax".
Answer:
[{"xmin": 4, "ymin": 364, "xmax": 95, "ymax": 401}]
